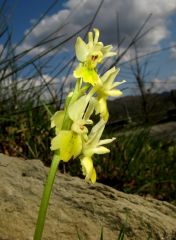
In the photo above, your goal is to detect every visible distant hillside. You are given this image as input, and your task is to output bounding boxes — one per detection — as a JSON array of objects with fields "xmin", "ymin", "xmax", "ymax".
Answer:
[{"xmin": 108, "ymin": 90, "xmax": 176, "ymax": 124}]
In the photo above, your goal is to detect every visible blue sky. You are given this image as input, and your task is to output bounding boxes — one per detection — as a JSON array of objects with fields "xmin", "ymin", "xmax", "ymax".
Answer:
[
  {"xmin": 6, "ymin": 0, "xmax": 65, "ymax": 42},
  {"xmin": 1, "ymin": 0, "xmax": 176, "ymax": 96}
]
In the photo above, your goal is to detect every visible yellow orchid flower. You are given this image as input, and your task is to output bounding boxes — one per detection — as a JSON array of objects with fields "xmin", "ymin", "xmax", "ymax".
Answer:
[
  {"xmin": 68, "ymin": 95, "xmax": 94, "ymax": 135},
  {"xmin": 51, "ymin": 130, "xmax": 82, "ymax": 162},
  {"xmin": 80, "ymin": 119, "xmax": 115, "ymax": 183},
  {"xmin": 74, "ymin": 28, "xmax": 116, "ymax": 85},
  {"xmin": 94, "ymin": 67, "xmax": 126, "ymax": 120},
  {"xmin": 75, "ymin": 28, "xmax": 116, "ymax": 66},
  {"xmin": 50, "ymin": 95, "xmax": 95, "ymax": 161},
  {"xmin": 83, "ymin": 119, "xmax": 115, "ymax": 157},
  {"xmin": 96, "ymin": 67, "xmax": 125, "ymax": 98}
]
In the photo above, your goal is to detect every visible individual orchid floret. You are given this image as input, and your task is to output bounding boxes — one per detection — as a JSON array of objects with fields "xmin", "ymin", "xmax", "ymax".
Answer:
[
  {"xmin": 75, "ymin": 28, "xmax": 116, "ymax": 66},
  {"xmin": 74, "ymin": 28, "xmax": 116, "ymax": 85},
  {"xmin": 83, "ymin": 119, "xmax": 115, "ymax": 157},
  {"xmin": 96, "ymin": 67, "xmax": 125, "ymax": 98},
  {"xmin": 94, "ymin": 67, "xmax": 126, "ymax": 121},
  {"xmin": 68, "ymin": 95, "xmax": 94, "ymax": 136},
  {"xmin": 50, "ymin": 95, "xmax": 95, "ymax": 162},
  {"xmin": 80, "ymin": 119, "xmax": 115, "ymax": 183},
  {"xmin": 50, "ymin": 130, "xmax": 82, "ymax": 162}
]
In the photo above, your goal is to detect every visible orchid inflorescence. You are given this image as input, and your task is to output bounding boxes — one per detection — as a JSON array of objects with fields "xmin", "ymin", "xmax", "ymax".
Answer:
[
  {"xmin": 34, "ymin": 28, "xmax": 126, "ymax": 240},
  {"xmin": 50, "ymin": 28, "xmax": 125, "ymax": 183}
]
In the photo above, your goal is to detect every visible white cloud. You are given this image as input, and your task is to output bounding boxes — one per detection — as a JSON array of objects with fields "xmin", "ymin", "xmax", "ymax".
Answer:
[
  {"xmin": 17, "ymin": 0, "xmax": 176, "ymax": 59},
  {"xmin": 170, "ymin": 44, "xmax": 176, "ymax": 59},
  {"xmin": 152, "ymin": 76, "xmax": 176, "ymax": 93}
]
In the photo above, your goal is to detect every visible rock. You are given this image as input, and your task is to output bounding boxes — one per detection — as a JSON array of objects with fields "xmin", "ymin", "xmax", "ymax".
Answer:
[
  {"xmin": 0, "ymin": 153, "xmax": 176, "ymax": 240},
  {"xmin": 150, "ymin": 122, "xmax": 176, "ymax": 141}
]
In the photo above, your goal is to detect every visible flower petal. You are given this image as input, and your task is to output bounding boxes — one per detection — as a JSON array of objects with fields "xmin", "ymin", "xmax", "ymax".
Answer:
[
  {"xmin": 81, "ymin": 156, "xmax": 96, "ymax": 183},
  {"xmin": 75, "ymin": 37, "xmax": 89, "ymax": 62},
  {"xmin": 98, "ymin": 137, "xmax": 116, "ymax": 146},
  {"xmin": 106, "ymin": 89, "xmax": 123, "ymax": 97},
  {"xmin": 93, "ymin": 146, "xmax": 110, "ymax": 154},
  {"xmin": 72, "ymin": 133, "xmax": 82, "ymax": 159},
  {"xmin": 51, "ymin": 111, "xmax": 64, "ymax": 129},
  {"xmin": 88, "ymin": 31, "xmax": 93, "ymax": 48},
  {"xmin": 73, "ymin": 64, "xmax": 83, "ymax": 78},
  {"xmin": 101, "ymin": 67, "xmax": 120, "ymax": 87},
  {"xmin": 112, "ymin": 80, "xmax": 126, "ymax": 88},
  {"xmin": 83, "ymin": 97, "xmax": 96, "ymax": 121},
  {"xmin": 68, "ymin": 95, "xmax": 89, "ymax": 122},
  {"xmin": 98, "ymin": 98, "xmax": 109, "ymax": 121},
  {"xmin": 93, "ymin": 28, "xmax": 100, "ymax": 44},
  {"xmin": 91, "ymin": 168, "xmax": 96, "ymax": 183},
  {"xmin": 83, "ymin": 68, "xmax": 99, "ymax": 85},
  {"xmin": 86, "ymin": 118, "xmax": 106, "ymax": 147},
  {"xmin": 101, "ymin": 45, "xmax": 117, "ymax": 58},
  {"xmin": 51, "ymin": 131, "xmax": 82, "ymax": 162},
  {"xmin": 73, "ymin": 64, "xmax": 99, "ymax": 85}
]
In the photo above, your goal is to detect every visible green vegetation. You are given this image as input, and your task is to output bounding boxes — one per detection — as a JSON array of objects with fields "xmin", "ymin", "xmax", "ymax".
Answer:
[
  {"xmin": 2, "ymin": 106, "xmax": 175, "ymax": 204},
  {"xmin": 68, "ymin": 126, "xmax": 176, "ymax": 204},
  {"xmin": 76, "ymin": 225, "xmax": 126, "ymax": 240},
  {"xmin": 99, "ymin": 127, "xmax": 176, "ymax": 203}
]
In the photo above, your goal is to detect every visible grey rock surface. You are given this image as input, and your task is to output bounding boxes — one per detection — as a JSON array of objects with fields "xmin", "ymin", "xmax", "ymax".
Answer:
[
  {"xmin": 0, "ymin": 153, "xmax": 176, "ymax": 240},
  {"xmin": 150, "ymin": 122, "xmax": 176, "ymax": 141}
]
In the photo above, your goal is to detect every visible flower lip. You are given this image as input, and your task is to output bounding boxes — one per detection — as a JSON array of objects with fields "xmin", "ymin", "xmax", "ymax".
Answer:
[{"xmin": 81, "ymin": 156, "xmax": 96, "ymax": 183}]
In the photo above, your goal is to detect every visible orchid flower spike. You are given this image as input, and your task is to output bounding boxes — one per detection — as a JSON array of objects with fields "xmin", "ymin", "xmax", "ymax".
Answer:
[{"xmin": 50, "ymin": 28, "xmax": 125, "ymax": 183}]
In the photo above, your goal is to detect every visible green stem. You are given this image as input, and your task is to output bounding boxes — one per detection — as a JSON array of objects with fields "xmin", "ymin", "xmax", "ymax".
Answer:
[{"xmin": 34, "ymin": 154, "xmax": 60, "ymax": 240}]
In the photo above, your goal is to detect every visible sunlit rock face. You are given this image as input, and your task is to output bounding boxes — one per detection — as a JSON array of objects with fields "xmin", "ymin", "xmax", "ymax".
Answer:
[{"xmin": 0, "ymin": 153, "xmax": 176, "ymax": 240}]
